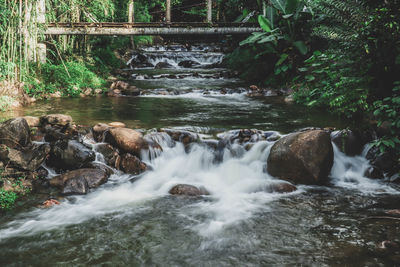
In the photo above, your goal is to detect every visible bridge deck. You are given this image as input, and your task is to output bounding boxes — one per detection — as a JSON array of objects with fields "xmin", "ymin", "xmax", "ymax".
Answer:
[{"xmin": 45, "ymin": 22, "xmax": 261, "ymax": 35}]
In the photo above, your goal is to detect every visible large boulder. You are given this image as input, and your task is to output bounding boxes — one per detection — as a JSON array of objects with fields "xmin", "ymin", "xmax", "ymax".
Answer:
[
  {"xmin": 267, "ymin": 130, "xmax": 334, "ymax": 185},
  {"xmin": 105, "ymin": 128, "xmax": 148, "ymax": 156},
  {"xmin": 95, "ymin": 143, "xmax": 120, "ymax": 167},
  {"xmin": 119, "ymin": 153, "xmax": 147, "ymax": 175},
  {"xmin": 0, "ymin": 118, "xmax": 31, "ymax": 149},
  {"xmin": 92, "ymin": 123, "xmax": 110, "ymax": 142},
  {"xmin": 40, "ymin": 114, "xmax": 72, "ymax": 127},
  {"xmin": 50, "ymin": 168, "xmax": 110, "ymax": 195},
  {"xmin": 0, "ymin": 143, "xmax": 50, "ymax": 171},
  {"xmin": 47, "ymin": 140, "xmax": 95, "ymax": 170},
  {"xmin": 23, "ymin": 116, "xmax": 40, "ymax": 128},
  {"xmin": 169, "ymin": 184, "xmax": 209, "ymax": 196}
]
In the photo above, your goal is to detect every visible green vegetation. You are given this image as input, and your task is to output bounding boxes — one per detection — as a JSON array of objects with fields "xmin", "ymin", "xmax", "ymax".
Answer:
[
  {"xmin": 226, "ymin": 0, "xmax": 400, "ymax": 158},
  {"xmin": 0, "ymin": 189, "xmax": 18, "ymax": 210}
]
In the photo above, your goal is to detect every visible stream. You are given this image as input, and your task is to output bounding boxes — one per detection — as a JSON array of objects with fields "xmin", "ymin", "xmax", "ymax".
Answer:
[{"xmin": 0, "ymin": 44, "xmax": 399, "ymax": 266}]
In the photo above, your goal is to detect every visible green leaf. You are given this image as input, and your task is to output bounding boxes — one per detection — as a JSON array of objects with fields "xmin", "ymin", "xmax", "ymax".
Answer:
[
  {"xmin": 258, "ymin": 15, "xmax": 272, "ymax": 33},
  {"xmin": 293, "ymin": 41, "xmax": 308, "ymax": 55},
  {"xmin": 276, "ymin": 53, "xmax": 289, "ymax": 66},
  {"xmin": 266, "ymin": 6, "xmax": 277, "ymax": 29},
  {"xmin": 282, "ymin": 14, "xmax": 294, "ymax": 19},
  {"xmin": 270, "ymin": 0, "xmax": 286, "ymax": 13}
]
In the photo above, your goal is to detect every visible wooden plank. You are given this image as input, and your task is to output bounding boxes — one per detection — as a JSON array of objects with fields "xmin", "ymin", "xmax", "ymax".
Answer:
[{"xmin": 45, "ymin": 27, "xmax": 262, "ymax": 35}]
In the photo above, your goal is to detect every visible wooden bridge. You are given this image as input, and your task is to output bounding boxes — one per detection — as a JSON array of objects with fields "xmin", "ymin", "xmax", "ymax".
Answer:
[{"xmin": 45, "ymin": 22, "xmax": 261, "ymax": 36}]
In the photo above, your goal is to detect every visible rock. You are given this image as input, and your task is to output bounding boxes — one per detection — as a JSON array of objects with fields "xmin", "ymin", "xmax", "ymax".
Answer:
[
  {"xmin": 110, "ymin": 80, "xmax": 129, "ymax": 91},
  {"xmin": 84, "ymin": 162, "xmax": 114, "ymax": 176},
  {"xmin": 160, "ymin": 128, "xmax": 199, "ymax": 146},
  {"xmin": 42, "ymin": 124, "xmax": 76, "ymax": 142},
  {"xmin": 23, "ymin": 116, "xmax": 40, "ymax": 127},
  {"xmin": 0, "ymin": 143, "xmax": 50, "ymax": 171},
  {"xmin": 119, "ymin": 153, "xmax": 147, "ymax": 174},
  {"xmin": 364, "ymin": 166, "xmax": 384, "ymax": 179},
  {"xmin": 94, "ymin": 143, "xmax": 119, "ymax": 167},
  {"xmin": 331, "ymin": 129, "xmax": 364, "ymax": 156},
  {"xmin": 40, "ymin": 114, "xmax": 72, "ymax": 127},
  {"xmin": 266, "ymin": 182, "xmax": 297, "ymax": 193},
  {"xmin": 50, "ymin": 168, "xmax": 110, "ymax": 195},
  {"xmin": 366, "ymin": 146, "xmax": 400, "ymax": 177},
  {"xmin": 154, "ymin": 62, "xmax": 173, "ymax": 69},
  {"xmin": 169, "ymin": 184, "xmax": 210, "ymax": 196},
  {"xmin": 122, "ymin": 86, "xmax": 140, "ymax": 96},
  {"xmin": 284, "ymin": 95, "xmax": 294, "ymax": 104},
  {"xmin": 267, "ymin": 130, "xmax": 334, "ymax": 185},
  {"xmin": 108, "ymin": 122, "xmax": 126, "ymax": 128},
  {"xmin": 178, "ymin": 60, "xmax": 198, "ymax": 68},
  {"xmin": 47, "ymin": 140, "xmax": 95, "ymax": 171},
  {"xmin": 92, "ymin": 123, "xmax": 110, "ymax": 142},
  {"xmin": 386, "ymin": 209, "xmax": 400, "ymax": 216},
  {"xmin": 94, "ymin": 89, "xmax": 103, "ymax": 95},
  {"xmin": 40, "ymin": 199, "xmax": 61, "ymax": 208},
  {"xmin": 0, "ymin": 117, "xmax": 31, "ymax": 149},
  {"xmin": 104, "ymin": 128, "xmax": 148, "ymax": 156},
  {"xmin": 84, "ymin": 88, "xmax": 93, "ymax": 96},
  {"xmin": 49, "ymin": 91, "xmax": 62, "ymax": 98}
]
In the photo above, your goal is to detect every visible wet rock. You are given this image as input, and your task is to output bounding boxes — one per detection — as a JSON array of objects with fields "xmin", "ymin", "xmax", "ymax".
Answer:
[
  {"xmin": 128, "ymin": 52, "xmax": 148, "ymax": 67},
  {"xmin": 23, "ymin": 116, "xmax": 40, "ymax": 127},
  {"xmin": 84, "ymin": 162, "xmax": 114, "ymax": 176},
  {"xmin": 94, "ymin": 143, "xmax": 119, "ymax": 167},
  {"xmin": 50, "ymin": 168, "xmax": 110, "ymax": 195},
  {"xmin": 110, "ymin": 80, "xmax": 129, "ymax": 91},
  {"xmin": 92, "ymin": 123, "xmax": 110, "ymax": 142},
  {"xmin": 331, "ymin": 129, "xmax": 364, "ymax": 156},
  {"xmin": 42, "ymin": 124, "xmax": 75, "ymax": 142},
  {"xmin": 105, "ymin": 128, "xmax": 148, "ymax": 157},
  {"xmin": 284, "ymin": 95, "xmax": 294, "ymax": 104},
  {"xmin": 0, "ymin": 117, "xmax": 31, "ymax": 149},
  {"xmin": 108, "ymin": 122, "xmax": 126, "ymax": 128},
  {"xmin": 83, "ymin": 88, "xmax": 93, "ymax": 96},
  {"xmin": 266, "ymin": 182, "xmax": 297, "ymax": 193},
  {"xmin": 155, "ymin": 62, "xmax": 173, "ymax": 69},
  {"xmin": 160, "ymin": 128, "xmax": 199, "ymax": 146},
  {"xmin": 0, "ymin": 143, "xmax": 50, "ymax": 171},
  {"xmin": 40, "ymin": 114, "xmax": 72, "ymax": 127},
  {"xmin": 178, "ymin": 60, "xmax": 197, "ymax": 68},
  {"xmin": 40, "ymin": 199, "xmax": 61, "ymax": 208},
  {"xmin": 119, "ymin": 153, "xmax": 147, "ymax": 175},
  {"xmin": 122, "ymin": 86, "xmax": 140, "ymax": 96},
  {"xmin": 267, "ymin": 130, "xmax": 334, "ymax": 185},
  {"xmin": 364, "ymin": 166, "xmax": 384, "ymax": 179},
  {"xmin": 47, "ymin": 140, "xmax": 95, "ymax": 171},
  {"xmin": 366, "ymin": 146, "xmax": 400, "ymax": 177},
  {"xmin": 386, "ymin": 209, "xmax": 400, "ymax": 216},
  {"xmin": 169, "ymin": 184, "xmax": 210, "ymax": 196}
]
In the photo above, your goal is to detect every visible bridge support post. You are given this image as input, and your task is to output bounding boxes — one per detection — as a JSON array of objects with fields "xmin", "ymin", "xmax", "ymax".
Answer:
[
  {"xmin": 207, "ymin": 0, "xmax": 212, "ymax": 23},
  {"xmin": 166, "ymin": 0, "xmax": 171, "ymax": 23}
]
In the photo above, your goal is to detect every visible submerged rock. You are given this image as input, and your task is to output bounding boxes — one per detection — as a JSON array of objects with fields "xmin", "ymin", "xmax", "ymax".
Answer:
[
  {"xmin": 160, "ymin": 128, "xmax": 199, "ymax": 146},
  {"xmin": 266, "ymin": 182, "xmax": 297, "ymax": 193},
  {"xmin": 105, "ymin": 128, "xmax": 148, "ymax": 156},
  {"xmin": 0, "ymin": 117, "xmax": 31, "ymax": 149},
  {"xmin": 178, "ymin": 60, "xmax": 198, "ymax": 68},
  {"xmin": 50, "ymin": 168, "xmax": 110, "ymax": 195},
  {"xmin": 169, "ymin": 184, "xmax": 210, "ymax": 196},
  {"xmin": 267, "ymin": 130, "xmax": 334, "ymax": 185}
]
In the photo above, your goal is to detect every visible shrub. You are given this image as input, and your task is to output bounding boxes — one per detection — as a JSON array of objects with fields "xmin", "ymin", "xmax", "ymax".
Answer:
[{"xmin": 0, "ymin": 189, "xmax": 17, "ymax": 210}]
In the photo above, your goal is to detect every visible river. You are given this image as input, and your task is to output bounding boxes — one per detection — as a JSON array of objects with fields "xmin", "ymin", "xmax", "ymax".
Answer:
[{"xmin": 0, "ymin": 44, "xmax": 399, "ymax": 266}]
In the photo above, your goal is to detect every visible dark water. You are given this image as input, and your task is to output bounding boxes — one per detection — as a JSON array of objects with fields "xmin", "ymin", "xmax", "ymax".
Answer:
[{"xmin": 0, "ymin": 44, "xmax": 399, "ymax": 266}]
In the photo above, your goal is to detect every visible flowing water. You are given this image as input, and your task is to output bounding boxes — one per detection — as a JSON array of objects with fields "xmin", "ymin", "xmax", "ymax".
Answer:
[{"xmin": 1, "ymin": 44, "xmax": 399, "ymax": 266}]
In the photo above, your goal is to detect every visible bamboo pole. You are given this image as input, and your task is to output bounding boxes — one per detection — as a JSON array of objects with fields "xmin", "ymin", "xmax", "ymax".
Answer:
[
  {"xmin": 207, "ymin": 0, "xmax": 212, "ymax": 23},
  {"xmin": 128, "ymin": 0, "xmax": 135, "ymax": 23},
  {"xmin": 166, "ymin": 0, "xmax": 171, "ymax": 23}
]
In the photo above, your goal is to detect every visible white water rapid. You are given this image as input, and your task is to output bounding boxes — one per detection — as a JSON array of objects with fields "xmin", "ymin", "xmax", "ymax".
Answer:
[{"xmin": 0, "ymin": 134, "xmax": 397, "ymax": 242}]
